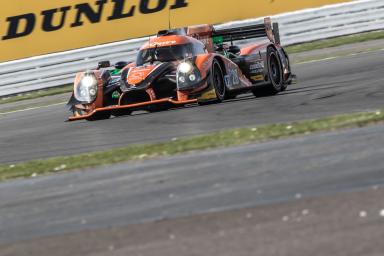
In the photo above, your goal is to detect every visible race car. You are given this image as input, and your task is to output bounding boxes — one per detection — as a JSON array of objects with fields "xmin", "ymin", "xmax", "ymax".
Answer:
[{"xmin": 67, "ymin": 17, "xmax": 295, "ymax": 121}]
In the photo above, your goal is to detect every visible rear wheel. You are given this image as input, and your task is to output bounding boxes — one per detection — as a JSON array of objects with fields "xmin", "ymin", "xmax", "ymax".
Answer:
[
  {"xmin": 252, "ymin": 47, "xmax": 283, "ymax": 97},
  {"xmin": 280, "ymin": 50, "xmax": 290, "ymax": 92}
]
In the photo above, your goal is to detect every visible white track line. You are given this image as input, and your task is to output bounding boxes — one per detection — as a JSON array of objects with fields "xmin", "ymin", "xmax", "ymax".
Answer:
[
  {"xmin": 0, "ymin": 102, "xmax": 66, "ymax": 116},
  {"xmin": 296, "ymin": 48, "xmax": 384, "ymax": 65}
]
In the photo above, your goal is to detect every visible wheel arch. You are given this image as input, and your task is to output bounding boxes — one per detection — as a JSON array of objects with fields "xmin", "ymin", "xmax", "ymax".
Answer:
[
  {"xmin": 267, "ymin": 44, "xmax": 278, "ymax": 52},
  {"xmin": 213, "ymin": 56, "xmax": 227, "ymax": 77}
]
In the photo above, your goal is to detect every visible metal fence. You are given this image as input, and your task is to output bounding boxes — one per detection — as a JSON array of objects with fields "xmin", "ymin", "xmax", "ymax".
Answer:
[{"xmin": 0, "ymin": 0, "xmax": 383, "ymax": 97}]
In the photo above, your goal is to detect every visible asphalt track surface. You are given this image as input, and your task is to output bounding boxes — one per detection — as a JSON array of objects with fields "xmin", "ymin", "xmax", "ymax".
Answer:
[
  {"xmin": 1, "ymin": 47, "xmax": 384, "ymax": 256},
  {"xmin": 0, "ymin": 124, "xmax": 384, "ymax": 255},
  {"xmin": 1, "ymin": 49, "xmax": 384, "ymax": 164}
]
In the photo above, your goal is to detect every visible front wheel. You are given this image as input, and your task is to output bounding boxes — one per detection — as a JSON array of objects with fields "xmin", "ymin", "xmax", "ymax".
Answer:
[
  {"xmin": 211, "ymin": 59, "xmax": 226, "ymax": 103},
  {"xmin": 198, "ymin": 59, "xmax": 226, "ymax": 106}
]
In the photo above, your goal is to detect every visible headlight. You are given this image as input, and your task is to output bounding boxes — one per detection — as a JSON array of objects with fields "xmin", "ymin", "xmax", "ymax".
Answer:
[
  {"xmin": 178, "ymin": 62, "xmax": 193, "ymax": 73},
  {"xmin": 74, "ymin": 72, "xmax": 98, "ymax": 103},
  {"xmin": 179, "ymin": 76, "xmax": 186, "ymax": 83},
  {"xmin": 177, "ymin": 62, "xmax": 202, "ymax": 90},
  {"xmin": 189, "ymin": 74, "xmax": 196, "ymax": 82}
]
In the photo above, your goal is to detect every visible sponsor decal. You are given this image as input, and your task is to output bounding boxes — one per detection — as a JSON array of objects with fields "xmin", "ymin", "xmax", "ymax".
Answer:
[
  {"xmin": 213, "ymin": 36, "xmax": 223, "ymax": 45},
  {"xmin": 224, "ymin": 68, "xmax": 240, "ymax": 87},
  {"xmin": 199, "ymin": 88, "xmax": 217, "ymax": 100},
  {"xmin": 149, "ymin": 40, "xmax": 177, "ymax": 47},
  {"xmin": 251, "ymin": 75, "xmax": 264, "ymax": 82},
  {"xmin": 249, "ymin": 62, "xmax": 264, "ymax": 74},
  {"xmin": 0, "ymin": 0, "xmax": 189, "ymax": 62},
  {"xmin": 111, "ymin": 90, "xmax": 121, "ymax": 99},
  {"xmin": 2, "ymin": 0, "xmax": 188, "ymax": 41},
  {"xmin": 0, "ymin": 0, "xmax": 351, "ymax": 62}
]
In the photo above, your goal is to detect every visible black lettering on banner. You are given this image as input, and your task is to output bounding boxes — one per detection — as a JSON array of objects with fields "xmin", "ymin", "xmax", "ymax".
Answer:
[
  {"xmin": 41, "ymin": 7, "xmax": 71, "ymax": 32},
  {"xmin": 71, "ymin": 0, "xmax": 108, "ymax": 27},
  {"xmin": 108, "ymin": 0, "xmax": 136, "ymax": 21},
  {"xmin": 170, "ymin": 0, "xmax": 189, "ymax": 9},
  {"xmin": 1, "ymin": 0, "xmax": 190, "ymax": 41},
  {"xmin": 3, "ymin": 13, "xmax": 36, "ymax": 40},
  {"xmin": 140, "ymin": 0, "xmax": 167, "ymax": 14}
]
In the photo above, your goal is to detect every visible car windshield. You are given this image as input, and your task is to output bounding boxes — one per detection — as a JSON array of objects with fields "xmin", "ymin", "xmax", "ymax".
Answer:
[{"xmin": 136, "ymin": 44, "xmax": 193, "ymax": 66}]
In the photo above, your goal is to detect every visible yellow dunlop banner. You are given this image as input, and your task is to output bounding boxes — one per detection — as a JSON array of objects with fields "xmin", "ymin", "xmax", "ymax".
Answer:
[{"xmin": 0, "ymin": 0, "xmax": 352, "ymax": 62}]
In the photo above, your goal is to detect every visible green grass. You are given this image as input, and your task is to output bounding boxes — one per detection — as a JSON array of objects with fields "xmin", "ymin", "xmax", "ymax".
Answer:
[
  {"xmin": 0, "ymin": 85, "xmax": 72, "ymax": 105},
  {"xmin": 286, "ymin": 30, "xmax": 384, "ymax": 54},
  {"xmin": 1, "ymin": 110, "xmax": 383, "ymax": 181}
]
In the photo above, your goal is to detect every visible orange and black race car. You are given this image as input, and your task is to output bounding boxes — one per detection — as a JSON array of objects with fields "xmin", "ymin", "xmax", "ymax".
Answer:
[{"xmin": 67, "ymin": 18, "xmax": 295, "ymax": 121}]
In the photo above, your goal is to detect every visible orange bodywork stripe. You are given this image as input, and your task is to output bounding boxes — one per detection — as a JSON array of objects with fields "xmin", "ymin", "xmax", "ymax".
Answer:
[{"xmin": 68, "ymin": 98, "xmax": 197, "ymax": 121}]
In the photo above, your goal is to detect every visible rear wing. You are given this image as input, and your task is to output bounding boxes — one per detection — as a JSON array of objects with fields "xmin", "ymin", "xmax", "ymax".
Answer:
[{"xmin": 213, "ymin": 17, "xmax": 281, "ymax": 45}]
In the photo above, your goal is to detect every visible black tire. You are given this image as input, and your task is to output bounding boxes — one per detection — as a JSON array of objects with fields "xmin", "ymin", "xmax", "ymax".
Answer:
[
  {"xmin": 211, "ymin": 59, "xmax": 226, "ymax": 103},
  {"xmin": 252, "ymin": 47, "xmax": 283, "ymax": 97},
  {"xmin": 280, "ymin": 49, "xmax": 291, "ymax": 92},
  {"xmin": 198, "ymin": 59, "xmax": 226, "ymax": 106}
]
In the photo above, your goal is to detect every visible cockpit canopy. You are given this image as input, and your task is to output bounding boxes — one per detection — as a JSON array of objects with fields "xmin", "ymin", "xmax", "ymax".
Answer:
[
  {"xmin": 136, "ymin": 35, "xmax": 206, "ymax": 66},
  {"xmin": 136, "ymin": 43, "xmax": 206, "ymax": 66}
]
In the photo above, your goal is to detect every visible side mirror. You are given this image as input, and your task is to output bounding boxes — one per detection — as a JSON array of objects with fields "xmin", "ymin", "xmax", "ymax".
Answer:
[
  {"xmin": 228, "ymin": 45, "xmax": 241, "ymax": 55},
  {"xmin": 114, "ymin": 61, "xmax": 130, "ymax": 70},
  {"xmin": 98, "ymin": 61, "xmax": 111, "ymax": 69}
]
